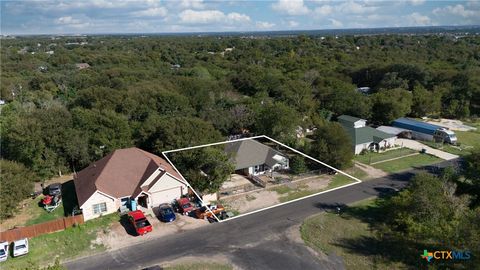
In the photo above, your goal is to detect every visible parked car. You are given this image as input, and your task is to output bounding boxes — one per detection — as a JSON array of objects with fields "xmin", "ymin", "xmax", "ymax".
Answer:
[
  {"xmin": 127, "ymin": 210, "xmax": 152, "ymax": 236},
  {"xmin": 47, "ymin": 183, "xmax": 62, "ymax": 196},
  {"xmin": 158, "ymin": 204, "xmax": 176, "ymax": 223},
  {"xmin": 0, "ymin": 241, "xmax": 8, "ymax": 262},
  {"xmin": 194, "ymin": 204, "xmax": 225, "ymax": 219},
  {"xmin": 175, "ymin": 197, "xmax": 195, "ymax": 215},
  {"xmin": 13, "ymin": 238, "xmax": 28, "ymax": 257}
]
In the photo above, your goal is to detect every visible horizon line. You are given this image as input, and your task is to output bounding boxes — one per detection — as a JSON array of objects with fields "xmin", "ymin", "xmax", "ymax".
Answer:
[{"xmin": 3, "ymin": 24, "xmax": 479, "ymax": 37}]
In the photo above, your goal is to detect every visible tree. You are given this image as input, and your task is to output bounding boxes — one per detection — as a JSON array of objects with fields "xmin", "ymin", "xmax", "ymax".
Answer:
[
  {"xmin": 290, "ymin": 155, "xmax": 308, "ymax": 175},
  {"xmin": 0, "ymin": 160, "xmax": 36, "ymax": 219},
  {"xmin": 411, "ymin": 84, "xmax": 441, "ymax": 117},
  {"xmin": 383, "ymin": 172, "xmax": 470, "ymax": 242},
  {"xmin": 309, "ymin": 122, "xmax": 353, "ymax": 169},
  {"xmin": 371, "ymin": 88, "xmax": 412, "ymax": 124},
  {"xmin": 136, "ymin": 115, "xmax": 222, "ymax": 153},
  {"xmin": 171, "ymin": 147, "xmax": 234, "ymax": 193},
  {"xmin": 254, "ymin": 102, "xmax": 300, "ymax": 142},
  {"xmin": 72, "ymin": 108, "xmax": 133, "ymax": 160}
]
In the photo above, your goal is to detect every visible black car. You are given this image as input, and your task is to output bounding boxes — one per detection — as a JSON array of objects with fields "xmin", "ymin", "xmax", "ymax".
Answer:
[{"xmin": 47, "ymin": 183, "xmax": 62, "ymax": 196}]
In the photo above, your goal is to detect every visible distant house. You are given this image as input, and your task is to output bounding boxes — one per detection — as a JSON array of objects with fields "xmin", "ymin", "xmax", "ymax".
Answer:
[
  {"xmin": 338, "ymin": 115, "xmax": 397, "ymax": 154},
  {"xmin": 224, "ymin": 140, "xmax": 289, "ymax": 176},
  {"xmin": 74, "ymin": 147, "xmax": 187, "ymax": 221},
  {"xmin": 75, "ymin": 63, "xmax": 90, "ymax": 70}
]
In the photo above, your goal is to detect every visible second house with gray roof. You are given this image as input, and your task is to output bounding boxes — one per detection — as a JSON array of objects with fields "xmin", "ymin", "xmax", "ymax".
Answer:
[{"xmin": 224, "ymin": 140, "xmax": 289, "ymax": 176}]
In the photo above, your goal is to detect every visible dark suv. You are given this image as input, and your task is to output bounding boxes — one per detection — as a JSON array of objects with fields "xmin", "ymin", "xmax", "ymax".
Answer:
[{"xmin": 47, "ymin": 183, "xmax": 62, "ymax": 196}]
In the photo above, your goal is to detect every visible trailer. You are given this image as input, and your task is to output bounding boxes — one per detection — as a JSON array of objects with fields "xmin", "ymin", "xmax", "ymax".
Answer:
[{"xmin": 392, "ymin": 118, "xmax": 457, "ymax": 144}]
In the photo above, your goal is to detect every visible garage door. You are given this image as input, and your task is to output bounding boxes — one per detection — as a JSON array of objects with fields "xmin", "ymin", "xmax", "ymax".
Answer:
[{"xmin": 150, "ymin": 187, "xmax": 183, "ymax": 206}]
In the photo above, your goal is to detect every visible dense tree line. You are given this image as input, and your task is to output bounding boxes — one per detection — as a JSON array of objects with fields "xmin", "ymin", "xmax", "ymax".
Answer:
[{"xmin": 1, "ymin": 34, "xmax": 479, "ymax": 209}]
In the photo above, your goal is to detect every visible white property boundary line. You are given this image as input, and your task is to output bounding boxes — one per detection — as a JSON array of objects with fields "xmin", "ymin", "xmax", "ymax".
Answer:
[{"xmin": 162, "ymin": 135, "xmax": 362, "ymax": 223}]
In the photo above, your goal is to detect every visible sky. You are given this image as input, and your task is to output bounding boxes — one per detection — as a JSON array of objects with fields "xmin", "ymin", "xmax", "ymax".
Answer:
[{"xmin": 1, "ymin": 0, "xmax": 480, "ymax": 35}]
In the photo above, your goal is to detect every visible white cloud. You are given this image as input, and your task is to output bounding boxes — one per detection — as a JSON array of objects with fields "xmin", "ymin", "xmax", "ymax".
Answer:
[
  {"xmin": 433, "ymin": 4, "xmax": 478, "ymax": 18},
  {"xmin": 314, "ymin": 1, "xmax": 377, "ymax": 17},
  {"xmin": 337, "ymin": 1, "xmax": 378, "ymax": 14},
  {"xmin": 256, "ymin": 21, "xmax": 275, "ymax": 29},
  {"xmin": 314, "ymin": 5, "xmax": 333, "ymax": 15},
  {"xmin": 272, "ymin": 0, "xmax": 310, "ymax": 16},
  {"xmin": 329, "ymin": 18, "xmax": 343, "ymax": 27},
  {"xmin": 405, "ymin": 12, "xmax": 431, "ymax": 26},
  {"xmin": 55, "ymin": 16, "xmax": 91, "ymax": 29},
  {"xmin": 227, "ymin": 12, "xmax": 251, "ymax": 22},
  {"xmin": 178, "ymin": 9, "xmax": 250, "ymax": 25},
  {"xmin": 132, "ymin": 7, "xmax": 167, "ymax": 17}
]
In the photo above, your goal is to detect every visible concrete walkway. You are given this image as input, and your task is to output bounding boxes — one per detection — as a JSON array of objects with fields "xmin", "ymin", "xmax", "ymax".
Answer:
[{"xmin": 396, "ymin": 138, "xmax": 459, "ymax": 160}]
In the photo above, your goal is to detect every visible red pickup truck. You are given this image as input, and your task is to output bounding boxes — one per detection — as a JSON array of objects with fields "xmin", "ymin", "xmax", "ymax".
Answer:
[
  {"xmin": 176, "ymin": 197, "xmax": 195, "ymax": 215},
  {"xmin": 127, "ymin": 210, "xmax": 152, "ymax": 236}
]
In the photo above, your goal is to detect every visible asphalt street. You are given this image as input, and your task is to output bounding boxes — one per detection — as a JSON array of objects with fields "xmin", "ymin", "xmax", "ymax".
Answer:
[{"xmin": 65, "ymin": 160, "xmax": 458, "ymax": 270}]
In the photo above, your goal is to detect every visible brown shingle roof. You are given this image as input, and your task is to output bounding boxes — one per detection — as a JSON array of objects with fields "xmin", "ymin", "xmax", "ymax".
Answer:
[{"xmin": 74, "ymin": 147, "xmax": 182, "ymax": 206}]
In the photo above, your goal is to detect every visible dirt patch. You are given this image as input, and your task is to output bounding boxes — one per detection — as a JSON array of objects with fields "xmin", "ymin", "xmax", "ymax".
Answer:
[
  {"xmin": 354, "ymin": 162, "xmax": 387, "ymax": 180},
  {"xmin": 97, "ymin": 214, "xmax": 208, "ymax": 251},
  {"xmin": 223, "ymin": 190, "xmax": 280, "ymax": 213},
  {"xmin": 426, "ymin": 118, "xmax": 477, "ymax": 131}
]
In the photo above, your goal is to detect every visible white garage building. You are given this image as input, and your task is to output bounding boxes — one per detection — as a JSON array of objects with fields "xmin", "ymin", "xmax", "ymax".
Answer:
[{"xmin": 74, "ymin": 147, "xmax": 187, "ymax": 221}]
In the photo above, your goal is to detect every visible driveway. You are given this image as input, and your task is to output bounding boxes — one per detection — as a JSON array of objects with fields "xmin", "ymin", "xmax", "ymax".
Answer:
[
  {"xmin": 64, "ymin": 160, "xmax": 459, "ymax": 270},
  {"xmin": 397, "ymin": 138, "xmax": 459, "ymax": 160}
]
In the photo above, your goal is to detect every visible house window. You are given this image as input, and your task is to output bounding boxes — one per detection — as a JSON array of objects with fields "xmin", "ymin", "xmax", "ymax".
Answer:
[{"xmin": 93, "ymin": 202, "xmax": 107, "ymax": 214}]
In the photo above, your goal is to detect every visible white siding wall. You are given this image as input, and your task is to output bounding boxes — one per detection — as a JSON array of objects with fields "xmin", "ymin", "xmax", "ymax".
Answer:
[
  {"xmin": 81, "ymin": 191, "xmax": 117, "ymax": 221},
  {"xmin": 355, "ymin": 142, "xmax": 372, "ymax": 155}
]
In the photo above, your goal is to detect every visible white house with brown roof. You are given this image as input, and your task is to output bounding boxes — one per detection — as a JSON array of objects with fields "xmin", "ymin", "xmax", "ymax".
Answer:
[{"xmin": 74, "ymin": 147, "xmax": 187, "ymax": 221}]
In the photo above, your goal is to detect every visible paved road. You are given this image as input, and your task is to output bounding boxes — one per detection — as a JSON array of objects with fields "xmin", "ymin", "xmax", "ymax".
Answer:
[{"xmin": 65, "ymin": 160, "xmax": 458, "ymax": 270}]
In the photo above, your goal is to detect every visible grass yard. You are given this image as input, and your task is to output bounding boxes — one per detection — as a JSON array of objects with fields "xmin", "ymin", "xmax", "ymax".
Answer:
[
  {"xmin": 165, "ymin": 263, "xmax": 233, "ymax": 270},
  {"xmin": 372, "ymin": 153, "xmax": 442, "ymax": 173},
  {"xmin": 300, "ymin": 199, "xmax": 407, "ymax": 270},
  {"xmin": 355, "ymin": 148, "xmax": 418, "ymax": 165},
  {"xmin": 2, "ymin": 213, "xmax": 119, "ymax": 270},
  {"xmin": 25, "ymin": 198, "xmax": 65, "ymax": 226}
]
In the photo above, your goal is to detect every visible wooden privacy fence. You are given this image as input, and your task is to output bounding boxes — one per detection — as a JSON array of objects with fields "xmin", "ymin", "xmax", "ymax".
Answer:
[{"xmin": 0, "ymin": 214, "xmax": 84, "ymax": 242}]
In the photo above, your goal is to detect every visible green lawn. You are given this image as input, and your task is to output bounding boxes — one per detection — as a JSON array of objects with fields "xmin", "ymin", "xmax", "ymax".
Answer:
[
  {"xmin": 25, "ymin": 198, "xmax": 65, "ymax": 226},
  {"xmin": 355, "ymin": 148, "xmax": 418, "ymax": 165},
  {"xmin": 300, "ymin": 199, "xmax": 407, "ymax": 270},
  {"xmin": 372, "ymin": 153, "xmax": 442, "ymax": 173},
  {"xmin": 422, "ymin": 129, "xmax": 480, "ymax": 156},
  {"xmin": 3, "ymin": 213, "xmax": 119, "ymax": 270},
  {"xmin": 165, "ymin": 263, "xmax": 233, "ymax": 270}
]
